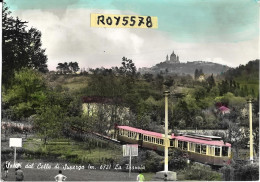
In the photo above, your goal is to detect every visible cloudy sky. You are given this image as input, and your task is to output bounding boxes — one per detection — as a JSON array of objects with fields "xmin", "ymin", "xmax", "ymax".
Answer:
[{"xmin": 7, "ymin": 0, "xmax": 259, "ymax": 70}]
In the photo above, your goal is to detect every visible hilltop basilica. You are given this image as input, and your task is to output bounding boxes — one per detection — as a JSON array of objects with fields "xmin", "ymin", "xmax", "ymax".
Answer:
[{"xmin": 166, "ymin": 50, "xmax": 180, "ymax": 63}]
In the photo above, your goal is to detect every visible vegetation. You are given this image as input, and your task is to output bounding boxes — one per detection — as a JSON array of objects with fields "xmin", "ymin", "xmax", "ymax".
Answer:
[
  {"xmin": 220, "ymin": 161, "xmax": 259, "ymax": 181},
  {"xmin": 2, "ymin": 3, "xmax": 48, "ymax": 86},
  {"xmin": 1, "ymin": 1, "xmax": 259, "ymax": 179},
  {"xmin": 23, "ymin": 138, "xmax": 121, "ymax": 165},
  {"xmin": 56, "ymin": 62, "xmax": 80, "ymax": 74},
  {"xmin": 184, "ymin": 164, "xmax": 222, "ymax": 181}
]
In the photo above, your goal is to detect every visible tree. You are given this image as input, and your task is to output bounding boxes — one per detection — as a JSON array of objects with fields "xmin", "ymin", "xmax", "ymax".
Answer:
[
  {"xmin": 206, "ymin": 74, "xmax": 216, "ymax": 90},
  {"xmin": 69, "ymin": 62, "xmax": 80, "ymax": 73},
  {"xmin": 193, "ymin": 86, "xmax": 207, "ymax": 101},
  {"xmin": 119, "ymin": 57, "xmax": 137, "ymax": 80},
  {"xmin": 163, "ymin": 76, "xmax": 174, "ymax": 89},
  {"xmin": 2, "ymin": 3, "xmax": 48, "ymax": 86},
  {"xmin": 2, "ymin": 68, "xmax": 47, "ymax": 119},
  {"xmin": 194, "ymin": 69, "xmax": 199, "ymax": 79},
  {"xmin": 224, "ymin": 121, "xmax": 248, "ymax": 159},
  {"xmin": 143, "ymin": 73, "xmax": 153, "ymax": 82},
  {"xmin": 34, "ymin": 105, "xmax": 64, "ymax": 144},
  {"xmin": 56, "ymin": 62, "xmax": 80, "ymax": 74}
]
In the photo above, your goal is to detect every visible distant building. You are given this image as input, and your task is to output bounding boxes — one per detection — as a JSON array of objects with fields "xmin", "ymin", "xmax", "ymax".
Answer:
[
  {"xmin": 198, "ymin": 74, "xmax": 205, "ymax": 82},
  {"xmin": 218, "ymin": 106, "xmax": 230, "ymax": 115},
  {"xmin": 166, "ymin": 50, "xmax": 180, "ymax": 63}
]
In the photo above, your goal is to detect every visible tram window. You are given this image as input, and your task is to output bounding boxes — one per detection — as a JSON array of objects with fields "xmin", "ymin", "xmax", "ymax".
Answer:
[
  {"xmin": 183, "ymin": 142, "xmax": 188, "ymax": 150},
  {"xmin": 178, "ymin": 141, "xmax": 183, "ymax": 149},
  {"xmin": 147, "ymin": 136, "xmax": 150, "ymax": 142},
  {"xmin": 215, "ymin": 147, "xmax": 221, "ymax": 156},
  {"xmin": 201, "ymin": 145, "xmax": 206, "ymax": 154},
  {"xmin": 160, "ymin": 139, "xmax": 163, "ymax": 145},
  {"xmin": 156, "ymin": 138, "xmax": 159, "ymax": 144},
  {"xmin": 208, "ymin": 146, "xmax": 214, "ymax": 156},
  {"xmin": 189, "ymin": 143, "xmax": 195, "ymax": 152},
  {"xmin": 170, "ymin": 140, "xmax": 174, "ymax": 147},
  {"xmin": 222, "ymin": 147, "xmax": 229, "ymax": 156},
  {"xmin": 195, "ymin": 144, "xmax": 201, "ymax": 153}
]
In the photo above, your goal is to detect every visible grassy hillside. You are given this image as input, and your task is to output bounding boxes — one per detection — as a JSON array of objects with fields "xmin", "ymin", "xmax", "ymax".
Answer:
[
  {"xmin": 46, "ymin": 73, "xmax": 90, "ymax": 92},
  {"xmin": 224, "ymin": 60, "xmax": 259, "ymax": 96}
]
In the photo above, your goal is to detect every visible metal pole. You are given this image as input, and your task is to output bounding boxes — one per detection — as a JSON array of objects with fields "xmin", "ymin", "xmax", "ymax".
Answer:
[
  {"xmin": 14, "ymin": 147, "xmax": 17, "ymax": 165},
  {"xmin": 129, "ymin": 146, "xmax": 131, "ymax": 177},
  {"xmin": 248, "ymin": 99, "xmax": 253, "ymax": 163},
  {"xmin": 164, "ymin": 91, "xmax": 170, "ymax": 172},
  {"xmin": 0, "ymin": 0, "xmax": 3, "ymax": 176}
]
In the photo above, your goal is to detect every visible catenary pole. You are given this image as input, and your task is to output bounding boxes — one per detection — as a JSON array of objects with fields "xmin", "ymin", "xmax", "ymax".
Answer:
[
  {"xmin": 248, "ymin": 99, "xmax": 253, "ymax": 163},
  {"xmin": 164, "ymin": 91, "xmax": 170, "ymax": 172}
]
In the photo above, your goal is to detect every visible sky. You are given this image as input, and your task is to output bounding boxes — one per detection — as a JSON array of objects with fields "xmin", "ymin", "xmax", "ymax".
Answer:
[{"xmin": 6, "ymin": 0, "xmax": 260, "ymax": 70}]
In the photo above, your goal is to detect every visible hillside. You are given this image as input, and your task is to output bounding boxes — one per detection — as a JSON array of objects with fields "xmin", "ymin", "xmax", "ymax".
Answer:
[
  {"xmin": 222, "ymin": 59, "xmax": 259, "ymax": 96},
  {"xmin": 139, "ymin": 61, "xmax": 229, "ymax": 76}
]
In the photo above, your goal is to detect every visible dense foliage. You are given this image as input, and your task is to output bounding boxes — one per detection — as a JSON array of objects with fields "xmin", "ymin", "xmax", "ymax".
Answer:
[{"xmin": 2, "ymin": 3, "xmax": 48, "ymax": 86}]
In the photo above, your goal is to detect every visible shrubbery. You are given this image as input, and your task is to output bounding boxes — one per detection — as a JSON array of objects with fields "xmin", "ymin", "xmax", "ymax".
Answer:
[
  {"xmin": 168, "ymin": 150, "xmax": 188, "ymax": 170},
  {"xmin": 185, "ymin": 163, "xmax": 222, "ymax": 181},
  {"xmin": 144, "ymin": 150, "xmax": 164, "ymax": 172},
  {"xmin": 220, "ymin": 162, "xmax": 259, "ymax": 181}
]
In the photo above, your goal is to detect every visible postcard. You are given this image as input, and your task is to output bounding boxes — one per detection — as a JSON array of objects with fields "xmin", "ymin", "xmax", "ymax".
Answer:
[{"xmin": 1, "ymin": 0, "xmax": 259, "ymax": 181}]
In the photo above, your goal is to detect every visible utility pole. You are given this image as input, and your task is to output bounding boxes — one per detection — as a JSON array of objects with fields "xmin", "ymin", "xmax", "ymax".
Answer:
[
  {"xmin": 164, "ymin": 90, "xmax": 170, "ymax": 172},
  {"xmin": 248, "ymin": 99, "xmax": 253, "ymax": 163},
  {"xmin": 156, "ymin": 91, "xmax": 177, "ymax": 181}
]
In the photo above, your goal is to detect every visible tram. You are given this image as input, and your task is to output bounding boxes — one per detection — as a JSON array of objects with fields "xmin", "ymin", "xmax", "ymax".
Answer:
[{"xmin": 115, "ymin": 125, "xmax": 231, "ymax": 166}]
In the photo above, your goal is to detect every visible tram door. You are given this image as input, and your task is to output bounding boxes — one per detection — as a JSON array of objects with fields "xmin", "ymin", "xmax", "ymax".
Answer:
[{"xmin": 138, "ymin": 134, "xmax": 143, "ymax": 146}]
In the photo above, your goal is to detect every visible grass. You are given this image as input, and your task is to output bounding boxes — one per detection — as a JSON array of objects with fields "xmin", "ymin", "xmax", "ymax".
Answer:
[
  {"xmin": 23, "ymin": 138, "xmax": 122, "ymax": 164},
  {"xmin": 49, "ymin": 74, "xmax": 90, "ymax": 92}
]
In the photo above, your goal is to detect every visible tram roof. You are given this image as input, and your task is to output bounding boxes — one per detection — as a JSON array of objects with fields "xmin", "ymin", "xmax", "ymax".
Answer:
[
  {"xmin": 117, "ymin": 126, "xmax": 163, "ymax": 138},
  {"xmin": 183, "ymin": 133, "xmax": 222, "ymax": 141},
  {"xmin": 173, "ymin": 135, "xmax": 231, "ymax": 147}
]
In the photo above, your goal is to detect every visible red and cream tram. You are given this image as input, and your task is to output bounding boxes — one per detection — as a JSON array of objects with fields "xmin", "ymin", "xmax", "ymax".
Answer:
[{"xmin": 115, "ymin": 125, "xmax": 231, "ymax": 166}]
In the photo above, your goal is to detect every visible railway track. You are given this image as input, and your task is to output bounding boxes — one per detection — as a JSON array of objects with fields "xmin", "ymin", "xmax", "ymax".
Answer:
[{"xmin": 64, "ymin": 126, "xmax": 121, "ymax": 146}]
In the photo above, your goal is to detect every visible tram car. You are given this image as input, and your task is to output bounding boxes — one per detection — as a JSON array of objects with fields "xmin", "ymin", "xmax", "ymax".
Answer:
[{"xmin": 115, "ymin": 125, "xmax": 231, "ymax": 166}]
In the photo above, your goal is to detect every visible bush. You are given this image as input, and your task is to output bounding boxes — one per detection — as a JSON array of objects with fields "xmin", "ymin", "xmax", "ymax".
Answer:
[
  {"xmin": 169, "ymin": 150, "xmax": 188, "ymax": 170},
  {"xmin": 144, "ymin": 150, "xmax": 164, "ymax": 172},
  {"xmin": 221, "ymin": 162, "xmax": 259, "ymax": 181},
  {"xmin": 185, "ymin": 164, "xmax": 222, "ymax": 181}
]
